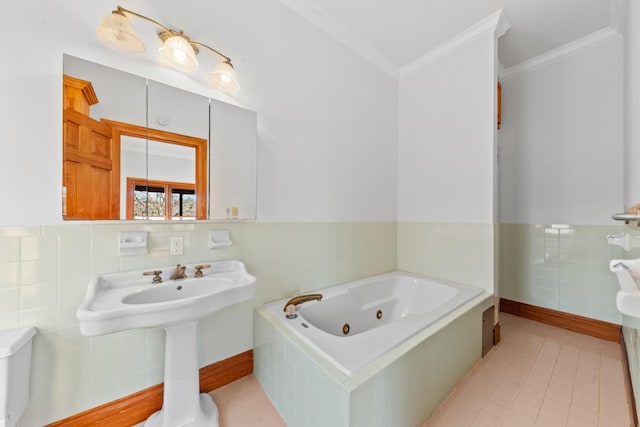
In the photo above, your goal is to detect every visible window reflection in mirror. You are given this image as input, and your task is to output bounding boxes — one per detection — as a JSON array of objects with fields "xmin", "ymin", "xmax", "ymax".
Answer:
[{"xmin": 123, "ymin": 139, "xmax": 197, "ymax": 220}]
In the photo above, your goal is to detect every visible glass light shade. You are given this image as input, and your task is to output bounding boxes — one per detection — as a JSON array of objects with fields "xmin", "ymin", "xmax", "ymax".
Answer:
[
  {"xmin": 159, "ymin": 36, "xmax": 199, "ymax": 71},
  {"xmin": 96, "ymin": 13, "xmax": 144, "ymax": 53},
  {"xmin": 208, "ymin": 61, "xmax": 240, "ymax": 95}
]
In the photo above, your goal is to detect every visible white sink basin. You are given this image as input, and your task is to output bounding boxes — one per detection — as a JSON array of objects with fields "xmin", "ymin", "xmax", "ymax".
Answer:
[
  {"xmin": 77, "ymin": 260, "xmax": 256, "ymax": 336},
  {"xmin": 616, "ymin": 291, "xmax": 640, "ymax": 318},
  {"xmin": 76, "ymin": 259, "xmax": 256, "ymax": 427},
  {"xmin": 122, "ymin": 278, "xmax": 232, "ymax": 304}
]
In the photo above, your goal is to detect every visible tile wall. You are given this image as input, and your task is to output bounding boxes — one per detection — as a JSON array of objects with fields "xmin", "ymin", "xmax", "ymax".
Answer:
[
  {"xmin": 498, "ymin": 224, "xmax": 624, "ymax": 324},
  {"xmin": 254, "ymin": 308, "xmax": 350, "ymax": 426},
  {"xmin": 397, "ymin": 222, "xmax": 495, "ymax": 292},
  {"xmin": 5, "ymin": 220, "xmax": 626, "ymax": 425},
  {"xmin": 0, "ymin": 221, "xmax": 397, "ymax": 426}
]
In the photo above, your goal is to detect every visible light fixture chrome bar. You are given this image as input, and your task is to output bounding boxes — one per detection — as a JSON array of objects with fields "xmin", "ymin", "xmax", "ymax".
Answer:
[
  {"xmin": 191, "ymin": 41, "xmax": 231, "ymax": 64},
  {"xmin": 98, "ymin": 5, "xmax": 240, "ymax": 94},
  {"xmin": 114, "ymin": 6, "xmax": 232, "ymax": 63},
  {"xmin": 115, "ymin": 6, "xmax": 172, "ymax": 35}
]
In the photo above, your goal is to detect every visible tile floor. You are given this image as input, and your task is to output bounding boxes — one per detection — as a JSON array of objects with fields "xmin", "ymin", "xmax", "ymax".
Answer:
[
  {"xmin": 423, "ymin": 313, "xmax": 632, "ymax": 427},
  {"xmin": 209, "ymin": 313, "xmax": 633, "ymax": 427},
  {"xmin": 210, "ymin": 374, "xmax": 286, "ymax": 427}
]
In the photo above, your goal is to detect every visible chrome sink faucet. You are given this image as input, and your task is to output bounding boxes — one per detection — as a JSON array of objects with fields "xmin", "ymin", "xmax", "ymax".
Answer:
[{"xmin": 170, "ymin": 264, "xmax": 187, "ymax": 280}]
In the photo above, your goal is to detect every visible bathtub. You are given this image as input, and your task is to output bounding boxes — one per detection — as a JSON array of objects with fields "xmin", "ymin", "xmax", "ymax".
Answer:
[
  {"xmin": 255, "ymin": 271, "xmax": 492, "ymax": 427},
  {"xmin": 265, "ymin": 271, "xmax": 483, "ymax": 375}
]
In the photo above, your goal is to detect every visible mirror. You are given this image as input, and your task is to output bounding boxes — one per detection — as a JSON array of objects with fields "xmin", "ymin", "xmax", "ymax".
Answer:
[
  {"xmin": 123, "ymin": 137, "xmax": 197, "ymax": 219},
  {"xmin": 210, "ymin": 99, "xmax": 257, "ymax": 220},
  {"xmin": 62, "ymin": 54, "xmax": 257, "ymax": 220}
]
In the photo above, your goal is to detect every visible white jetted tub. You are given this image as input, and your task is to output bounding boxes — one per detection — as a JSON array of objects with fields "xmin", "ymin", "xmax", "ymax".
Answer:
[
  {"xmin": 255, "ymin": 271, "xmax": 491, "ymax": 427},
  {"xmin": 265, "ymin": 271, "xmax": 483, "ymax": 374},
  {"xmin": 267, "ymin": 272, "xmax": 482, "ymax": 375}
]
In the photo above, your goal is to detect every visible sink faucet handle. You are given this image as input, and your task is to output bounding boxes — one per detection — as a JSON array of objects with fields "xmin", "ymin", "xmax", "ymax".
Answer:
[
  {"xmin": 194, "ymin": 264, "xmax": 212, "ymax": 278},
  {"xmin": 143, "ymin": 270, "xmax": 163, "ymax": 284}
]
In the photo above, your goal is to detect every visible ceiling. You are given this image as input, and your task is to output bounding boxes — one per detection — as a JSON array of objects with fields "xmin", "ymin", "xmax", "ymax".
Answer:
[{"xmin": 279, "ymin": 0, "xmax": 623, "ymax": 74}]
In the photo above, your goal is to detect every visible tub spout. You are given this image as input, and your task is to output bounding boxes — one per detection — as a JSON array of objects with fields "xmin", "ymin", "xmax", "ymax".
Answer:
[{"xmin": 282, "ymin": 293, "xmax": 323, "ymax": 312}]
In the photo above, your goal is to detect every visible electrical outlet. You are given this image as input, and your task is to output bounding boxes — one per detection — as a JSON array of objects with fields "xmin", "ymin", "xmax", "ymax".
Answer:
[{"xmin": 170, "ymin": 236, "xmax": 184, "ymax": 255}]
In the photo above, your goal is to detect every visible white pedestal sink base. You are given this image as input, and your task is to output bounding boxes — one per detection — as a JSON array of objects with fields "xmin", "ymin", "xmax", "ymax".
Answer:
[
  {"xmin": 145, "ymin": 394, "xmax": 218, "ymax": 427},
  {"xmin": 143, "ymin": 321, "xmax": 219, "ymax": 427}
]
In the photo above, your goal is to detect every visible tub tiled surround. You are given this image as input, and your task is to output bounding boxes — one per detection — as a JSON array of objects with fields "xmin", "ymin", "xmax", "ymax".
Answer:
[
  {"xmin": 499, "ymin": 224, "xmax": 624, "ymax": 324},
  {"xmin": 0, "ymin": 221, "xmax": 396, "ymax": 426},
  {"xmin": 254, "ymin": 294, "xmax": 492, "ymax": 427}
]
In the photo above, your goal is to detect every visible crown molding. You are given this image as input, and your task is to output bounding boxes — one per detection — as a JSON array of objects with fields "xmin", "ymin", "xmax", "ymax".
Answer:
[
  {"xmin": 278, "ymin": 0, "xmax": 400, "ymax": 79},
  {"xmin": 401, "ymin": 9, "xmax": 511, "ymax": 79},
  {"xmin": 500, "ymin": 27, "xmax": 621, "ymax": 81}
]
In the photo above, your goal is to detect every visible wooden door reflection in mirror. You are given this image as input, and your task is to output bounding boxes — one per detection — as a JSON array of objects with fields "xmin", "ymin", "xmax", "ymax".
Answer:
[{"xmin": 63, "ymin": 75, "xmax": 120, "ymax": 219}]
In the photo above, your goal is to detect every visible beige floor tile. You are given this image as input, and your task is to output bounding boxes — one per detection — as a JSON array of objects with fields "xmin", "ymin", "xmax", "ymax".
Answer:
[
  {"xmin": 511, "ymin": 396, "xmax": 540, "ymax": 420},
  {"xmin": 209, "ymin": 374, "xmax": 286, "ymax": 427},
  {"xmin": 232, "ymin": 398, "xmax": 287, "ymax": 427},
  {"xmin": 501, "ymin": 410, "xmax": 536, "ymax": 427},
  {"xmin": 423, "ymin": 313, "xmax": 632, "ymax": 427}
]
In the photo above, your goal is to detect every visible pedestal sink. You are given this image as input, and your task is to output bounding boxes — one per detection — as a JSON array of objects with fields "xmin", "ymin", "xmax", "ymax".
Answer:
[{"xmin": 77, "ymin": 260, "xmax": 256, "ymax": 427}]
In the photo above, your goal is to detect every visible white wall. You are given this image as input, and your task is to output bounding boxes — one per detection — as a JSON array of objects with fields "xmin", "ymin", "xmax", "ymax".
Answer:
[
  {"xmin": 496, "ymin": 35, "xmax": 624, "ymax": 326},
  {"xmin": 398, "ymin": 33, "xmax": 497, "ymax": 224},
  {"xmin": 625, "ymin": 1, "xmax": 640, "ymax": 209},
  {"xmin": 0, "ymin": 0, "xmax": 398, "ymax": 226},
  {"xmin": 397, "ymin": 29, "xmax": 498, "ymax": 294},
  {"xmin": 498, "ymin": 35, "xmax": 623, "ymax": 225}
]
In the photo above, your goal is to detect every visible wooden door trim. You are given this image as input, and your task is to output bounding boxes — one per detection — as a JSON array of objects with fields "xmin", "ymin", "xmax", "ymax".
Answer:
[
  {"xmin": 499, "ymin": 298, "xmax": 621, "ymax": 342},
  {"xmin": 102, "ymin": 119, "xmax": 208, "ymax": 220},
  {"xmin": 45, "ymin": 350, "xmax": 253, "ymax": 427}
]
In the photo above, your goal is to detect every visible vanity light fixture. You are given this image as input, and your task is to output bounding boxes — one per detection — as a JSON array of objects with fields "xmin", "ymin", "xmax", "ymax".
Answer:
[{"xmin": 96, "ymin": 6, "xmax": 240, "ymax": 94}]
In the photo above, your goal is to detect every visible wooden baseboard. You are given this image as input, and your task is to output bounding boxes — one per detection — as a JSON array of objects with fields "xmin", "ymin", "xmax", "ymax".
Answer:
[
  {"xmin": 621, "ymin": 330, "xmax": 639, "ymax": 427},
  {"xmin": 46, "ymin": 350, "xmax": 253, "ymax": 427},
  {"xmin": 499, "ymin": 298, "xmax": 621, "ymax": 343}
]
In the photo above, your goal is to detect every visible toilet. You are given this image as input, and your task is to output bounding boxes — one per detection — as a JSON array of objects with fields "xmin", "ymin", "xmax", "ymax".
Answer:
[{"xmin": 0, "ymin": 327, "xmax": 36, "ymax": 427}]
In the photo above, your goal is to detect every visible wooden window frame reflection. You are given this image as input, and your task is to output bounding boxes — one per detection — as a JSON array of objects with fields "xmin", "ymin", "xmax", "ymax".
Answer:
[
  {"xmin": 103, "ymin": 119, "xmax": 207, "ymax": 219},
  {"xmin": 127, "ymin": 177, "xmax": 196, "ymax": 220}
]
